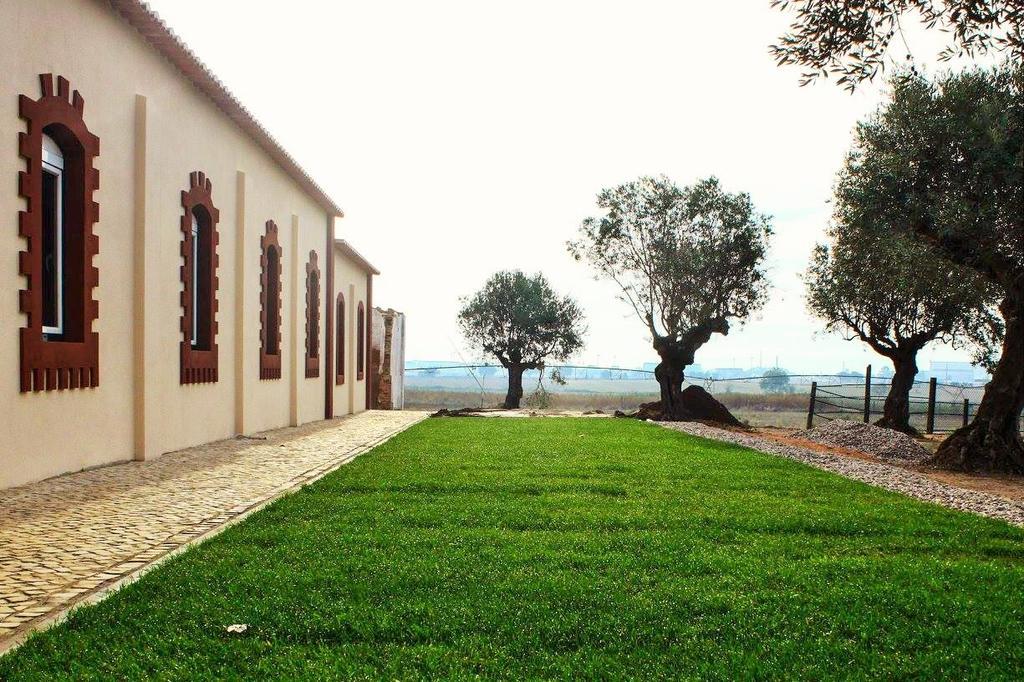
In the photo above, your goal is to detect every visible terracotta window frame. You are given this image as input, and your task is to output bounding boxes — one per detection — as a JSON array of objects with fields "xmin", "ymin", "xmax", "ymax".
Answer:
[
  {"xmin": 17, "ymin": 74, "xmax": 100, "ymax": 392},
  {"xmin": 179, "ymin": 172, "xmax": 220, "ymax": 384},
  {"xmin": 335, "ymin": 293, "xmax": 345, "ymax": 385},
  {"xmin": 304, "ymin": 250, "xmax": 320, "ymax": 378},
  {"xmin": 357, "ymin": 301, "xmax": 365, "ymax": 381},
  {"xmin": 259, "ymin": 220, "xmax": 283, "ymax": 380}
]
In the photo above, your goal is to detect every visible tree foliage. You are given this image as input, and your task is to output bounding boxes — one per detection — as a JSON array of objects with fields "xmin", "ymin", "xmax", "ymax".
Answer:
[
  {"xmin": 805, "ymin": 224, "xmax": 1001, "ymax": 431},
  {"xmin": 841, "ymin": 63, "xmax": 1023, "ymax": 469},
  {"xmin": 841, "ymin": 65, "xmax": 1023, "ymax": 286},
  {"xmin": 771, "ymin": 0, "xmax": 1024, "ymax": 89},
  {"xmin": 568, "ymin": 176, "xmax": 772, "ymax": 419},
  {"xmin": 458, "ymin": 271, "xmax": 585, "ymax": 409},
  {"xmin": 805, "ymin": 230, "xmax": 1001, "ymax": 367},
  {"xmin": 760, "ymin": 367, "xmax": 794, "ymax": 394},
  {"xmin": 568, "ymin": 176, "xmax": 772, "ymax": 355}
]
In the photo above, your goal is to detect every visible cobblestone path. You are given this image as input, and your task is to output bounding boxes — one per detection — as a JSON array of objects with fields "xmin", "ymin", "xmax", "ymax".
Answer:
[{"xmin": 0, "ymin": 410, "xmax": 428, "ymax": 652}]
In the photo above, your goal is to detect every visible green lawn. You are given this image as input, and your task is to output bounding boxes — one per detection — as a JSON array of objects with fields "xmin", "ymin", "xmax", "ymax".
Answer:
[{"xmin": 3, "ymin": 418, "xmax": 1024, "ymax": 680}]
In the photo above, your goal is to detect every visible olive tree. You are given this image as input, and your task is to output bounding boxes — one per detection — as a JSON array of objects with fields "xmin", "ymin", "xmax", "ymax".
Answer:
[
  {"xmin": 760, "ymin": 367, "xmax": 794, "ymax": 395},
  {"xmin": 568, "ymin": 176, "xmax": 772, "ymax": 420},
  {"xmin": 458, "ymin": 271, "xmax": 585, "ymax": 409},
  {"xmin": 771, "ymin": 0, "xmax": 1024, "ymax": 90},
  {"xmin": 838, "ymin": 65, "xmax": 1023, "ymax": 471},
  {"xmin": 805, "ymin": 227, "xmax": 1001, "ymax": 433}
]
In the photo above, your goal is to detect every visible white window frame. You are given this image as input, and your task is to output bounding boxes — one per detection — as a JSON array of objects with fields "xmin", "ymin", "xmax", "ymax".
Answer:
[
  {"xmin": 41, "ymin": 134, "xmax": 64, "ymax": 336},
  {"xmin": 191, "ymin": 211, "xmax": 199, "ymax": 348}
]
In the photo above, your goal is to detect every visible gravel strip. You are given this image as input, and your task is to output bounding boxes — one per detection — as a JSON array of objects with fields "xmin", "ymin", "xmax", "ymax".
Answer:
[
  {"xmin": 793, "ymin": 420, "xmax": 930, "ymax": 463},
  {"xmin": 657, "ymin": 421, "xmax": 1024, "ymax": 527}
]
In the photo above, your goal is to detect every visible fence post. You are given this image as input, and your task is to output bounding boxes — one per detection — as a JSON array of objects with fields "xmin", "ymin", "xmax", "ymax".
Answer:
[
  {"xmin": 806, "ymin": 381, "xmax": 817, "ymax": 430},
  {"xmin": 963, "ymin": 398, "xmax": 970, "ymax": 428},
  {"xmin": 863, "ymin": 364, "xmax": 872, "ymax": 423},
  {"xmin": 926, "ymin": 377, "xmax": 937, "ymax": 434}
]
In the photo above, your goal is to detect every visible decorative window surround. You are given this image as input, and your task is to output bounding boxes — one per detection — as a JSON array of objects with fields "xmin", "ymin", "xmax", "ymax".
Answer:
[
  {"xmin": 259, "ymin": 220, "xmax": 283, "ymax": 380},
  {"xmin": 179, "ymin": 172, "xmax": 220, "ymax": 385},
  {"xmin": 18, "ymin": 74, "xmax": 100, "ymax": 392}
]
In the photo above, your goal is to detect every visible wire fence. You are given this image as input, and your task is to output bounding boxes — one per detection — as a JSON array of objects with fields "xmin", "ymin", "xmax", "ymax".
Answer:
[
  {"xmin": 406, "ymin": 363, "xmax": 868, "ymax": 385},
  {"xmin": 807, "ymin": 378, "xmax": 984, "ymax": 434},
  {"xmin": 405, "ymin": 362, "xmax": 1024, "ymax": 432}
]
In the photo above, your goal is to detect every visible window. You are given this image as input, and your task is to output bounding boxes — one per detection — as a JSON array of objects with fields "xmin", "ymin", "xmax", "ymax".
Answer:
[
  {"xmin": 305, "ymin": 251, "xmax": 320, "ymax": 378},
  {"xmin": 357, "ymin": 301, "xmax": 365, "ymax": 380},
  {"xmin": 18, "ymin": 74, "xmax": 100, "ymax": 392},
  {"xmin": 41, "ymin": 134, "xmax": 64, "ymax": 336},
  {"xmin": 259, "ymin": 220, "xmax": 283, "ymax": 379},
  {"xmin": 191, "ymin": 213, "xmax": 199, "ymax": 346},
  {"xmin": 335, "ymin": 293, "xmax": 345, "ymax": 385},
  {"xmin": 179, "ymin": 172, "xmax": 220, "ymax": 384},
  {"xmin": 266, "ymin": 250, "xmax": 280, "ymax": 353}
]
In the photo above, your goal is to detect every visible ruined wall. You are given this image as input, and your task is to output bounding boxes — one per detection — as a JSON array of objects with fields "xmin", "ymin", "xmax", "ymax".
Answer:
[{"xmin": 372, "ymin": 308, "xmax": 405, "ymax": 410}]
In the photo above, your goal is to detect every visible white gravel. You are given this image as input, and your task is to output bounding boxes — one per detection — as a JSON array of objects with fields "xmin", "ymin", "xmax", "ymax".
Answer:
[
  {"xmin": 793, "ymin": 420, "xmax": 930, "ymax": 463},
  {"xmin": 657, "ymin": 421, "xmax": 1024, "ymax": 527}
]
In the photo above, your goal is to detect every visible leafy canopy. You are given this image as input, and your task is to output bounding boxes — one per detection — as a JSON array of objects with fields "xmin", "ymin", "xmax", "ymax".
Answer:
[
  {"xmin": 760, "ymin": 367, "xmax": 794, "ymax": 394},
  {"xmin": 805, "ymin": 226, "xmax": 1002, "ymax": 367},
  {"xmin": 840, "ymin": 64, "xmax": 1023, "ymax": 290},
  {"xmin": 458, "ymin": 270, "xmax": 585, "ymax": 369},
  {"xmin": 568, "ymin": 176, "xmax": 772, "ymax": 348},
  {"xmin": 771, "ymin": 0, "xmax": 1024, "ymax": 90}
]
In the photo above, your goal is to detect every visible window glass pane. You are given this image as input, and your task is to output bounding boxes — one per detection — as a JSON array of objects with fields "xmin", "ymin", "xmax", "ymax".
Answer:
[
  {"xmin": 266, "ymin": 249, "xmax": 280, "ymax": 354},
  {"xmin": 191, "ymin": 214, "xmax": 199, "ymax": 347},
  {"xmin": 337, "ymin": 299, "xmax": 345, "ymax": 379},
  {"xmin": 310, "ymin": 274, "xmax": 319, "ymax": 358},
  {"xmin": 357, "ymin": 307, "xmax": 365, "ymax": 374},
  {"xmin": 41, "ymin": 169, "xmax": 61, "ymax": 332},
  {"xmin": 41, "ymin": 134, "xmax": 64, "ymax": 171}
]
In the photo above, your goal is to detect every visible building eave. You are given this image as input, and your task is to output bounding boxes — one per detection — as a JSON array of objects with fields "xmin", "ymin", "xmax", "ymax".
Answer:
[
  {"xmin": 334, "ymin": 239, "xmax": 380, "ymax": 275},
  {"xmin": 107, "ymin": 0, "xmax": 344, "ymax": 217}
]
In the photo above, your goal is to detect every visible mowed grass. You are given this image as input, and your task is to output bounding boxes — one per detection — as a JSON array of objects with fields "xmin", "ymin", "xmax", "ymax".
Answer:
[{"xmin": 3, "ymin": 418, "xmax": 1024, "ymax": 680}]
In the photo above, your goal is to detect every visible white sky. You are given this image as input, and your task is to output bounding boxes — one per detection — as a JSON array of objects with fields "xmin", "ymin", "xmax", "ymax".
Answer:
[{"xmin": 147, "ymin": 0, "xmax": 987, "ymax": 374}]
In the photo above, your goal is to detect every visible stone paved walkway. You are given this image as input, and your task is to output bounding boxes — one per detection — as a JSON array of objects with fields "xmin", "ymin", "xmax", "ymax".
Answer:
[{"xmin": 0, "ymin": 410, "xmax": 428, "ymax": 652}]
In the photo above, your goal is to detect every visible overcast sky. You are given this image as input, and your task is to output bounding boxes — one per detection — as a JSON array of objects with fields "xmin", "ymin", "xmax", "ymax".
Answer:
[{"xmin": 147, "ymin": 0, "xmax": 986, "ymax": 374}]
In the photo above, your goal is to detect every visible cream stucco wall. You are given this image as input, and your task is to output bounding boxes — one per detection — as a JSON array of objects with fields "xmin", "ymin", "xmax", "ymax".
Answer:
[
  {"xmin": 0, "ymin": 0, "xmax": 350, "ymax": 489},
  {"xmin": 333, "ymin": 251, "xmax": 369, "ymax": 416}
]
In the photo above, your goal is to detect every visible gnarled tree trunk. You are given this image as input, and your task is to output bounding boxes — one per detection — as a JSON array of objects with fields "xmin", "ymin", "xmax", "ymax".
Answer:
[
  {"xmin": 875, "ymin": 352, "xmax": 919, "ymax": 434},
  {"xmin": 652, "ymin": 319, "xmax": 723, "ymax": 417},
  {"xmin": 645, "ymin": 320, "xmax": 741, "ymax": 426},
  {"xmin": 504, "ymin": 364, "xmax": 525, "ymax": 409},
  {"xmin": 931, "ymin": 291, "xmax": 1024, "ymax": 473},
  {"xmin": 654, "ymin": 356, "xmax": 684, "ymax": 417}
]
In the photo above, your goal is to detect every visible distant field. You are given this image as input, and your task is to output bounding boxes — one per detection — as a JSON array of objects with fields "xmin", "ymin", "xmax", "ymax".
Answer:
[
  {"xmin": 405, "ymin": 388, "xmax": 659, "ymax": 413},
  {"xmin": 406, "ymin": 374, "xmax": 819, "ymax": 397},
  {"xmin": 405, "ymin": 387, "xmax": 810, "ymax": 428},
  {"xmin": 404, "ymin": 374, "xmax": 996, "ymax": 431}
]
